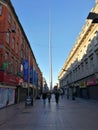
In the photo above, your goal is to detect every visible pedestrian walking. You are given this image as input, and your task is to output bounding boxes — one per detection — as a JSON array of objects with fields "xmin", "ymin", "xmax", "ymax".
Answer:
[
  {"xmin": 42, "ymin": 92, "xmax": 47, "ymax": 104},
  {"xmin": 42, "ymin": 86, "xmax": 48, "ymax": 104},
  {"xmin": 54, "ymin": 87, "xmax": 60, "ymax": 104},
  {"xmin": 47, "ymin": 91, "xmax": 51, "ymax": 103}
]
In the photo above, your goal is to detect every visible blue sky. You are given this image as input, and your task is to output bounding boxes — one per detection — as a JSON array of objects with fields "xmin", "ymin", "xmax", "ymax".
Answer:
[{"xmin": 11, "ymin": 0, "xmax": 95, "ymax": 87}]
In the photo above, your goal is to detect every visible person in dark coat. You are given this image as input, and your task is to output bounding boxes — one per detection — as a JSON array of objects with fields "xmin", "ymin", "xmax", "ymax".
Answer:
[
  {"xmin": 54, "ymin": 87, "xmax": 60, "ymax": 104},
  {"xmin": 42, "ymin": 92, "xmax": 47, "ymax": 104},
  {"xmin": 47, "ymin": 91, "xmax": 51, "ymax": 103},
  {"xmin": 42, "ymin": 86, "xmax": 48, "ymax": 104}
]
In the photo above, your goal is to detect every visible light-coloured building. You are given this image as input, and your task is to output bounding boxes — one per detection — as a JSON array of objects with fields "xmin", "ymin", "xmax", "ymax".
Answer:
[
  {"xmin": 96, "ymin": 0, "xmax": 98, "ymax": 3},
  {"xmin": 58, "ymin": 1, "xmax": 98, "ymax": 99}
]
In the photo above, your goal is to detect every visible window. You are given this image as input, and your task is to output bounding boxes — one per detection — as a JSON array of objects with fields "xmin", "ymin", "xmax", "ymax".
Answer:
[
  {"xmin": 81, "ymin": 62, "xmax": 84, "ymax": 75},
  {"xmin": 95, "ymin": 33, "xmax": 98, "ymax": 45},
  {"xmin": 16, "ymin": 43, "xmax": 18, "ymax": 53},
  {"xmin": 15, "ymin": 61, "xmax": 18, "ymax": 75},
  {"xmin": 6, "ymin": 31, "xmax": 10, "ymax": 44},
  {"xmin": 12, "ymin": 37, "xmax": 15, "ymax": 49},
  {"xmin": 8, "ymin": 13, "xmax": 11, "ymax": 23},
  {"xmin": 5, "ymin": 52, "xmax": 9, "ymax": 61},
  {"xmin": 10, "ymin": 57, "xmax": 14, "ymax": 73},
  {"xmin": 85, "ymin": 59, "xmax": 88, "ymax": 73},
  {"xmin": 78, "ymin": 65, "xmax": 80, "ymax": 76},
  {"xmin": 95, "ymin": 50, "xmax": 98, "ymax": 65},
  {"xmin": 13, "ymin": 22, "xmax": 16, "ymax": 31},
  {"xmin": 2, "ymin": 52, "xmax": 9, "ymax": 71},
  {"xmin": 0, "ymin": 3, "xmax": 2, "ymax": 15},
  {"xmin": 89, "ymin": 54, "xmax": 94, "ymax": 71}
]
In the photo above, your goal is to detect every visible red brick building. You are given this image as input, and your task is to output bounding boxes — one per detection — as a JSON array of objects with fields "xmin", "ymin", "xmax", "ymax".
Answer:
[{"xmin": 0, "ymin": 0, "xmax": 43, "ymax": 108}]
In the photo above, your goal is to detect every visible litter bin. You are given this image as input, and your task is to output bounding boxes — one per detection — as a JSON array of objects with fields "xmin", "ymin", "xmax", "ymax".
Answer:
[{"xmin": 25, "ymin": 96, "xmax": 33, "ymax": 106}]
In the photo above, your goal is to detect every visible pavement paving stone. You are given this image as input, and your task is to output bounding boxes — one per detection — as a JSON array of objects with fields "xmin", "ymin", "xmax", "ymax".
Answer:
[{"xmin": 0, "ymin": 95, "xmax": 98, "ymax": 130}]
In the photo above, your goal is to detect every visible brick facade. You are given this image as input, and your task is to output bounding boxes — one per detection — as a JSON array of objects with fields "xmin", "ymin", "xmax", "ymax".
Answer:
[{"xmin": 0, "ymin": 0, "xmax": 43, "ymax": 105}]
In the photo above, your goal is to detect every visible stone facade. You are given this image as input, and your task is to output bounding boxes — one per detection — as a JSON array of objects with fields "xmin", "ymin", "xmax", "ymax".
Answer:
[{"xmin": 58, "ymin": 2, "xmax": 98, "ymax": 99}]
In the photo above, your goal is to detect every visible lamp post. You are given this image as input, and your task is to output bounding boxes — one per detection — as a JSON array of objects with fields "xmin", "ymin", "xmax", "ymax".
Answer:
[{"xmin": 28, "ymin": 50, "xmax": 30, "ymax": 97}]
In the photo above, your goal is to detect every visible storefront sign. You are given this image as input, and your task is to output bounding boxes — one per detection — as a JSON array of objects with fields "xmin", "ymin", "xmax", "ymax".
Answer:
[
  {"xmin": 0, "ymin": 71, "xmax": 18, "ymax": 85},
  {"xmin": 86, "ymin": 78, "xmax": 97, "ymax": 86},
  {"xmin": 79, "ymin": 82, "xmax": 86, "ymax": 88}
]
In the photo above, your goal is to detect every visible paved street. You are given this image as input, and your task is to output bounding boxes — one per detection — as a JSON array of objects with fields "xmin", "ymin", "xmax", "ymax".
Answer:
[{"xmin": 0, "ymin": 95, "xmax": 98, "ymax": 130}]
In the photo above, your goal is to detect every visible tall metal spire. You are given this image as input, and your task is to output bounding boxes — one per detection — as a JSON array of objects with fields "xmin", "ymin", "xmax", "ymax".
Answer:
[{"xmin": 49, "ymin": 5, "xmax": 52, "ymax": 91}]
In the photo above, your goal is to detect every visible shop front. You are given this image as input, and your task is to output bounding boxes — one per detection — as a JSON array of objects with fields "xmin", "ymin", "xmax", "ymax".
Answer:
[
  {"xmin": 0, "ymin": 71, "xmax": 24, "ymax": 108},
  {"xmin": 0, "ymin": 85, "xmax": 16, "ymax": 108},
  {"xmin": 86, "ymin": 78, "xmax": 98, "ymax": 99},
  {"xmin": 79, "ymin": 81, "xmax": 88, "ymax": 99}
]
